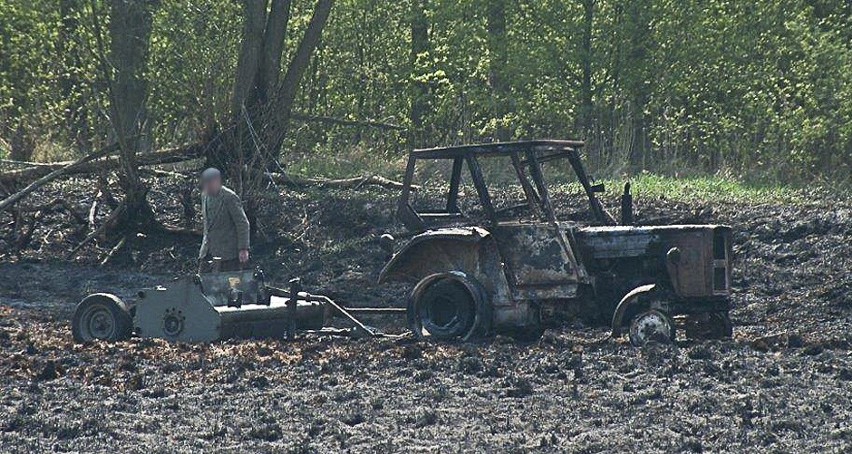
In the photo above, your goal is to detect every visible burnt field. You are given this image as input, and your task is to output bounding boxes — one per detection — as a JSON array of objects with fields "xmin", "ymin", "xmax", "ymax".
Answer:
[{"xmin": 0, "ymin": 177, "xmax": 851, "ymax": 452}]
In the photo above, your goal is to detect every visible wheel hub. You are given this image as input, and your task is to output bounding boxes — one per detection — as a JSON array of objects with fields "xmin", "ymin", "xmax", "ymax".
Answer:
[
  {"xmin": 85, "ymin": 306, "xmax": 115, "ymax": 340},
  {"xmin": 426, "ymin": 294, "xmax": 460, "ymax": 328},
  {"xmin": 412, "ymin": 276, "xmax": 478, "ymax": 340},
  {"xmin": 162, "ymin": 308, "xmax": 185, "ymax": 337},
  {"xmin": 629, "ymin": 310, "xmax": 673, "ymax": 346}
]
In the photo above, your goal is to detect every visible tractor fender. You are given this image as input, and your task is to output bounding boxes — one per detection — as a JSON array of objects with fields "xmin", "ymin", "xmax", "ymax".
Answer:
[
  {"xmin": 380, "ymin": 226, "xmax": 515, "ymax": 321},
  {"xmin": 611, "ymin": 284, "xmax": 657, "ymax": 336},
  {"xmin": 378, "ymin": 226, "xmax": 496, "ymax": 285}
]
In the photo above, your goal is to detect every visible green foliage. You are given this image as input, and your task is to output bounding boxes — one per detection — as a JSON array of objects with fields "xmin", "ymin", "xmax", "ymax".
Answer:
[
  {"xmin": 0, "ymin": 0, "xmax": 110, "ymax": 159},
  {"xmin": 0, "ymin": 0, "xmax": 849, "ymax": 184},
  {"xmin": 0, "ymin": 1, "xmax": 60, "ymax": 154},
  {"xmin": 147, "ymin": 0, "xmax": 242, "ymax": 146}
]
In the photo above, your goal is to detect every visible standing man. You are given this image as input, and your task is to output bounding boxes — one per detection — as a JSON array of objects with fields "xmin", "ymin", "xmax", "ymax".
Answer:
[{"xmin": 198, "ymin": 168, "xmax": 251, "ymax": 272}]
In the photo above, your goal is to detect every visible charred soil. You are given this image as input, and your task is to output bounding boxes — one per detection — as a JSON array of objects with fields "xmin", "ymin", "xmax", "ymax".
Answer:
[{"xmin": 1, "ymin": 176, "xmax": 851, "ymax": 452}]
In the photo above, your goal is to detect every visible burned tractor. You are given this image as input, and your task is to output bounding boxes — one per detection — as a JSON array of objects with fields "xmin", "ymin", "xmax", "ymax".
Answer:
[
  {"xmin": 380, "ymin": 140, "xmax": 733, "ymax": 346},
  {"xmin": 71, "ymin": 269, "xmax": 397, "ymax": 343}
]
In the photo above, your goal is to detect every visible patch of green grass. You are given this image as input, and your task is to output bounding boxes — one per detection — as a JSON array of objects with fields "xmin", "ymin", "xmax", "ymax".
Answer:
[
  {"xmin": 285, "ymin": 147, "xmax": 808, "ymax": 205},
  {"xmin": 549, "ymin": 173, "xmax": 804, "ymax": 205},
  {"xmin": 617, "ymin": 173, "xmax": 804, "ymax": 205}
]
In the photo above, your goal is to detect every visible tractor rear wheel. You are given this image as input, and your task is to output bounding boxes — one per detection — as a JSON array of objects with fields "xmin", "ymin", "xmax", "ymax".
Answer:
[
  {"xmin": 72, "ymin": 294, "xmax": 133, "ymax": 343},
  {"xmin": 408, "ymin": 274, "xmax": 485, "ymax": 341}
]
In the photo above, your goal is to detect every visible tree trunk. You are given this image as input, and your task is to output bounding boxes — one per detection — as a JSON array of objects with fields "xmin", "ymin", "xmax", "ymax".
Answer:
[
  {"xmin": 107, "ymin": 0, "xmax": 158, "ymax": 232},
  {"xmin": 578, "ymin": 0, "xmax": 594, "ymax": 135},
  {"xmin": 255, "ymin": 0, "xmax": 292, "ymax": 105},
  {"xmin": 231, "ymin": 0, "xmax": 268, "ymax": 121},
  {"xmin": 410, "ymin": 0, "xmax": 430, "ymax": 146},
  {"xmin": 265, "ymin": 0, "xmax": 335, "ymax": 154},
  {"xmin": 9, "ymin": 123, "xmax": 34, "ymax": 162},
  {"xmin": 222, "ymin": 0, "xmax": 269, "ymax": 174},
  {"xmin": 623, "ymin": 0, "xmax": 652, "ymax": 171},
  {"xmin": 208, "ymin": 0, "xmax": 334, "ymax": 227},
  {"xmin": 577, "ymin": 0, "xmax": 597, "ymax": 169},
  {"xmin": 486, "ymin": 0, "xmax": 509, "ymax": 141},
  {"xmin": 219, "ymin": 0, "xmax": 326, "ymax": 175},
  {"xmin": 59, "ymin": 0, "xmax": 91, "ymax": 153},
  {"xmin": 231, "ymin": 0, "xmax": 294, "ymax": 111}
]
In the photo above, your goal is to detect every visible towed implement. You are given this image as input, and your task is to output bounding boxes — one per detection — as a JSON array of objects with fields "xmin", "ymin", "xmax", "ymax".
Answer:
[{"xmin": 72, "ymin": 269, "xmax": 402, "ymax": 343}]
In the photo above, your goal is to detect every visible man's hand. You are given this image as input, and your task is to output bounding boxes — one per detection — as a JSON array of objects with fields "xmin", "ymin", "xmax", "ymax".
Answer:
[{"xmin": 239, "ymin": 249, "xmax": 250, "ymax": 264}]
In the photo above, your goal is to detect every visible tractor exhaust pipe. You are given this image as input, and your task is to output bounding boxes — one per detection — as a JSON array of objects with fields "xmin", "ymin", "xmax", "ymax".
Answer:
[{"xmin": 621, "ymin": 181, "xmax": 634, "ymax": 225}]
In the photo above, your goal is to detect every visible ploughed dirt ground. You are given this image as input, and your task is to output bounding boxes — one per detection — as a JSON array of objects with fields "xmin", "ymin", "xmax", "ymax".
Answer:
[{"xmin": 0, "ymin": 174, "xmax": 851, "ymax": 452}]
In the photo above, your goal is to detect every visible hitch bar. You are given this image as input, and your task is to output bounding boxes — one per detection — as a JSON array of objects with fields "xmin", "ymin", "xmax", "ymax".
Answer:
[{"xmin": 264, "ymin": 284, "xmax": 404, "ymax": 338}]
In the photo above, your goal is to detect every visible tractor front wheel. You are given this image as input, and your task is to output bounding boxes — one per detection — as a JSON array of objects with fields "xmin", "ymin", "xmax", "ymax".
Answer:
[
  {"xmin": 628, "ymin": 309, "xmax": 674, "ymax": 347},
  {"xmin": 72, "ymin": 294, "xmax": 133, "ymax": 343}
]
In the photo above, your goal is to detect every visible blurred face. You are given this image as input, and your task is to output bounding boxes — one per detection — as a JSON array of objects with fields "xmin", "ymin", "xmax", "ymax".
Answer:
[{"xmin": 202, "ymin": 176, "xmax": 222, "ymax": 195}]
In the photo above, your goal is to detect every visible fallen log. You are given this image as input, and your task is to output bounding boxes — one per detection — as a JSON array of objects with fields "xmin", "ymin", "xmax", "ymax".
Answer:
[
  {"xmin": 266, "ymin": 172, "xmax": 411, "ymax": 190},
  {"xmin": 291, "ymin": 113, "xmax": 406, "ymax": 131},
  {"xmin": 0, "ymin": 143, "xmax": 203, "ymax": 188},
  {"xmin": 0, "ymin": 143, "xmax": 120, "ymax": 212},
  {"xmin": 1, "ymin": 142, "xmax": 409, "ymax": 215},
  {"xmin": 0, "ymin": 159, "xmax": 55, "ymax": 168}
]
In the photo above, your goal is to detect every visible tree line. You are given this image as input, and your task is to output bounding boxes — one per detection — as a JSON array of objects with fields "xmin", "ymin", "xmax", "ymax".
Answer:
[{"xmin": 2, "ymin": 0, "xmax": 850, "ymax": 188}]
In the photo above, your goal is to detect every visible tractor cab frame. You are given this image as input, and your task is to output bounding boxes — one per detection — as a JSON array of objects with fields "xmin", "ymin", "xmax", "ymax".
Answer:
[{"xmin": 395, "ymin": 140, "xmax": 617, "ymax": 232}]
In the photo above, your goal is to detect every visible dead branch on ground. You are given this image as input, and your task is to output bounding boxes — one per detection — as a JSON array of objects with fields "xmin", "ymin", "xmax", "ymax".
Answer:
[
  {"xmin": 266, "ymin": 172, "xmax": 411, "ymax": 190},
  {"xmin": 0, "ymin": 143, "xmax": 203, "ymax": 188},
  {"xmin": 0, "ymin": 143, "xmax": 120, "ymax": 211},
  {"xmin": 66, "ymin": 201, "xmax": 126, "ymax": 260},
  {"xmin": 291, "ymin": 113, "xmax": 406, "ymax": 131},
  {"xmin": 100, "ymin": 236, "xmax": 127, "ymax": 266}
]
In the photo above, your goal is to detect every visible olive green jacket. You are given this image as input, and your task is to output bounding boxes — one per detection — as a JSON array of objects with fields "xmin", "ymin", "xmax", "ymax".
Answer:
[{"xmin": 199, "ymin": 186, "xmax": 250, "ymax": 260}]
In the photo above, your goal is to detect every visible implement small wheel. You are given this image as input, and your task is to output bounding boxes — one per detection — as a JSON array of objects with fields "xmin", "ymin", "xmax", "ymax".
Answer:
[
  {"xmin": 408, "ymin": 273, "xmax": 485, "ymax": 341},
  {"xmin": 628, "ymin": 309, "xmax": 674, "ymax": 347},
  {"xmin": 72, "ymin": 293, "xmax": 133, "ymax": 343}
]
